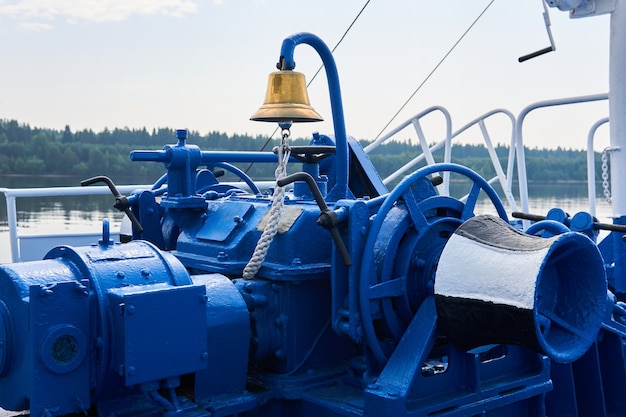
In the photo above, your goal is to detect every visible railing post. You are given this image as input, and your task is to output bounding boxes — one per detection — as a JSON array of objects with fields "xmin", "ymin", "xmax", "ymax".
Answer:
[
  {"xmin": 587, "ymin": 118, "xmax": 610, "ymax": 217},
  {"xmin": 609, "ymin": 3, "xmax": 626, "ymax": 218},
  {"xmin": 5, "ymin": 194, "xmax": 19, "ymax": 262}
]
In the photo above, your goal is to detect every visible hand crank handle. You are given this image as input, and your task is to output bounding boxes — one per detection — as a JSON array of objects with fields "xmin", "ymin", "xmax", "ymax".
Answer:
[
  {"xmin": 277, "ymin": 172, "xmax": 352, "ymax": 266},
  {"xmin": 81, "ymin": 176, "xmax": 144, "ymax": 233}
]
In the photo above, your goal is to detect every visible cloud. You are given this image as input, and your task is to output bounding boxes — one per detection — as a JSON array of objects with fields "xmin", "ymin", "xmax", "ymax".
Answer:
[
  {"xmin": 0, "ymin": 0, "xmax": 199, "ymax": 24},
  {"xmin": 18, "ymin": 21, "xmax": 53, "ymax": 30}
]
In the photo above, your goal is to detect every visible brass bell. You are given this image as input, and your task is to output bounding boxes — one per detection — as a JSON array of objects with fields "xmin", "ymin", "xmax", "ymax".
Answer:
[{"xmin": 250, "ymin": 70, "xmax": 323, "ymax": 123}]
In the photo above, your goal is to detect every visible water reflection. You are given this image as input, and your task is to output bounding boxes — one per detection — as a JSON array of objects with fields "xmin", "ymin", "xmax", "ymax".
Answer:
[{"xmin": 0, "ymin": 176, "xmax": 150, "ymax": 263}]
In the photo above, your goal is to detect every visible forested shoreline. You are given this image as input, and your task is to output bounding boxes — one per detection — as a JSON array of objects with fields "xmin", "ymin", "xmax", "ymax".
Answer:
[{"xmin": 0, "ymin": 119, "xmax": 600, "ymax": 184}]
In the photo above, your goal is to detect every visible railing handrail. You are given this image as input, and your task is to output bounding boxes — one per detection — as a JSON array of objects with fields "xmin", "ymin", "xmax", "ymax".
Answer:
[
  {"xmin": 1, "ymin": 184, "xmax": 153, "ymax": 263},
  {"xmin": 365, "ymin": 94, "xmax": 610, "ymax": 222},
  {"xmin": 514, "ymin": 93, "xmax": 609, "ymax": 218},
  {"xmin": 364, "ymin": 105, "xmax": 452, "ymax": 153},
  {"xmin": 365, "ymin": 106, "xmax": 518, "ymax": 211},
  {"xmin": 0, "ymin": 184, "xmax": 149, "ymax": 198}
]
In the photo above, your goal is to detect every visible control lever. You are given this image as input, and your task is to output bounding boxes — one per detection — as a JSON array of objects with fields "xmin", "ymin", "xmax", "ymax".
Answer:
[
  {"xmin": 81, "ymin": 176, "xmax": 144, "ymax": 233},
  {"xmin": 512, "ymin": 211, "xmax": 626, "ymax": 241},
  {"xmin": 277, "ymin": 172, "xmax": 352, "ymax": 266},
  {"xmin": 519, "ymin": 0, "xmax": 556, "ymax": 62}
]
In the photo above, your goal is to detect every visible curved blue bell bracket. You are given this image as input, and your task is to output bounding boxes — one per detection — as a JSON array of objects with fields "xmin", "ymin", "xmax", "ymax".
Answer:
[{"xmin": 279, "ymin": 32, "xmax": 349, "ymax": 201}]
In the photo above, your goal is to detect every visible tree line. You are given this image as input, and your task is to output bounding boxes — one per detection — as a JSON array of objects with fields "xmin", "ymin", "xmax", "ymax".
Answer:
[{"xmin": 0, "ymin": 119, "xmax": 602, "ymax": 184}]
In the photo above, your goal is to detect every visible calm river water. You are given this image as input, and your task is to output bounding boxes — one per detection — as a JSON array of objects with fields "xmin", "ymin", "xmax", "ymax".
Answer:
[{"xmin": 0, "ymin": 176, "xmax": 614, "ymax": 265}]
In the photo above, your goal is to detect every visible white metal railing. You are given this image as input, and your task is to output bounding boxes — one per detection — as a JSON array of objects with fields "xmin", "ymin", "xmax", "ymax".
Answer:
[
  {"xmin": 587, "ymin": 117, "xmax": 611, "ymax": 217},
  {"xmin": 364, "ymin": 106, "xmax": 519, "ymax": 212},
  {"xmin": 366, "ymin": 93, "xmax": 610, "ymax": 223},
  {"xmin": 0, "ymin": 184, "xmax": 150, "ymax": 263},
  {"xmin": 365, "ymin": 106, "xmax": 453, "ymax": 195},
  {"xmin": 513, "ymin": 93, "xmax": 609, "ymax": 218}
]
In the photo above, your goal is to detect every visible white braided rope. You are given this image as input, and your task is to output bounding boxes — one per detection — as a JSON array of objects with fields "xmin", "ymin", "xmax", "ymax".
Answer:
[{"xmin": 242, "ymin": 135, "xmax": 291, "ymax": 279}]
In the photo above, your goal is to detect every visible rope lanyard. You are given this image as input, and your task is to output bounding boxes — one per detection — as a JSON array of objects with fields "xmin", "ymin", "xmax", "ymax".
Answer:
[{"xmin": 243, "ymin": 127, "xmax": 292, "ymax": 279}]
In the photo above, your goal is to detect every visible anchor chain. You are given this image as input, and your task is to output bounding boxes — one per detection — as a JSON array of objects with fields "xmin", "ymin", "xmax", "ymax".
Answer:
[{"xmin": 602, "ymin": 147, "xmax": 618, "ymax": 205}]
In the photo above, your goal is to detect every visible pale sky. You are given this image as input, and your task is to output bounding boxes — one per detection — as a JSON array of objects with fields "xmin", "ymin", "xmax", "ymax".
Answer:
[{"xmin": 0, "ymin": 0, "xmax": 612, "ymax": 150}]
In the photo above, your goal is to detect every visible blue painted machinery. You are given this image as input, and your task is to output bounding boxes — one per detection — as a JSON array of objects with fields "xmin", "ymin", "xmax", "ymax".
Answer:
[{"xmin": 1, "ymin": 33, "xmax": 626, "ymax": 417}]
